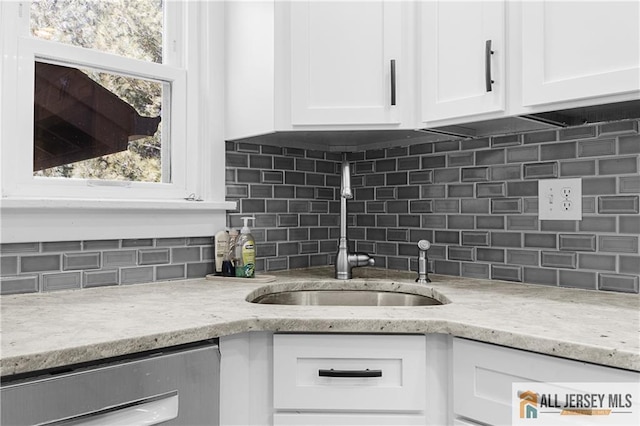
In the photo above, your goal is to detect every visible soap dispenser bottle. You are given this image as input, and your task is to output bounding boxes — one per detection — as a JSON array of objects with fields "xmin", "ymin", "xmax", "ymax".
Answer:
[{"xmin": 235, "ymin": 217, "xmax": 256, "ymax": 278}]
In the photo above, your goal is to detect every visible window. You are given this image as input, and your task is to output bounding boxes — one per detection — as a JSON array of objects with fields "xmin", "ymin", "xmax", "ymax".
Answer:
[
  {"xmin": 1, "ymin": 0, "xmax": 188, "ymax": 200},
  {"xmin": 30, "ymin": 1, "xmax": 167, "ymax": 183},
  {"xmin": 1, "ymin": 1, "xmax": 232, "ymax": 243}
]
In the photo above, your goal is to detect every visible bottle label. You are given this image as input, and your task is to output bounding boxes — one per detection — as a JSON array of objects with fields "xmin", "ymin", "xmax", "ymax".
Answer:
[{"xmin": 242, "ymin": 242, "xmax": 255, "ymax": 278}]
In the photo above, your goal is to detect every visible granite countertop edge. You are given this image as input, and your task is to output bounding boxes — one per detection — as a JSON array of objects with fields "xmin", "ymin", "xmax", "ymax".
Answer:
[{"xmin": 1, "ymin": 268, "xmax": 639, "ymax": 376}]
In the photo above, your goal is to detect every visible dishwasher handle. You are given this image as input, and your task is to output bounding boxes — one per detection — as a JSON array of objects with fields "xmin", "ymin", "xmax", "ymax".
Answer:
[{"xmin": 41, "ymin": 391, "xmax": 179, "ymax": 426}]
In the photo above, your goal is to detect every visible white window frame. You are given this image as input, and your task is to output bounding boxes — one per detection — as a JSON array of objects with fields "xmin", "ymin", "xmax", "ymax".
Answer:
[{"xmin": 0, "ymin": 1, "xmax": 234, "ymax": 243}]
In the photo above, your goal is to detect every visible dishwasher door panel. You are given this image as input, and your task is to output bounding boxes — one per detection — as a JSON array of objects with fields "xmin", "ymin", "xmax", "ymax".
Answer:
[{"xmin": 1, "ymin": 342, "xmax": 220, "ymax": 426}]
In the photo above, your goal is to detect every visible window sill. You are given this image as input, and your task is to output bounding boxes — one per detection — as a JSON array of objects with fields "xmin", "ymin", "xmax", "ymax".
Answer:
[
  {"xmin": 1, "ymin": 198, "xmax": 236, "ymax": 211},
  {"xmin": 1, "ymin": 198, "xmax": 237, "ymax": 243}
]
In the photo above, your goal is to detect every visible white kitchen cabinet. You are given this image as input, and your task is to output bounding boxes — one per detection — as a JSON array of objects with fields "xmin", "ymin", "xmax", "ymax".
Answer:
[
  {"xmin": 453, "ymin": 338, "xmax": 640, "ymax": 426},
  {"xmin": 289, "ymin": 1, "xmax": 408, "ymax": 127},
  {"xmin": 225, "ymin": 1, "xmax": 416, "ymax": 141},
  {"xmin": 273, "ymin": 333, "xmax": 427, "ymax": 425},
  {"xmin": 520, "ymin": 0, "xmax": 640, "ymax": 107},
  {"xmin": 219, "ymin": 332, "xmax": 273, "ymax": 426},
  {"xmin": 421, "ymin": 1, "xmax": 505, "ymax": 123}
]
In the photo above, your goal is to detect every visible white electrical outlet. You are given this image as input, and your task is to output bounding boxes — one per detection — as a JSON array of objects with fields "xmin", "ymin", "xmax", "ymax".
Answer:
[{"xmin": 538, "ymin": 178, "xmax": 582, "ymax": 220}]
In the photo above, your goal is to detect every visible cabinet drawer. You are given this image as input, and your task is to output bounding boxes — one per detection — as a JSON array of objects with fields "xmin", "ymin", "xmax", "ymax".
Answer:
[
  {"xmin": 273, "ymin": 334, "xmax": 426, "ymax": 412},
  {"xmin": 453, "ymin": 338, "xmax": 640, "ymax": 426}
]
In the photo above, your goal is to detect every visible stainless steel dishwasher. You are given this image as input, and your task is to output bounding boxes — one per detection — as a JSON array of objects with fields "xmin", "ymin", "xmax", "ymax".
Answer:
[{"xmin": 1, "ymin": 340, "xmax": 220, "ymax": 426}]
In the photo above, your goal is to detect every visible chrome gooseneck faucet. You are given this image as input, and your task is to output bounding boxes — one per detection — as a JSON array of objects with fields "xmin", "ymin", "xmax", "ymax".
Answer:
[{"xmin": 335, "ymin": 154, "xmax": 375, "ymax": 279}]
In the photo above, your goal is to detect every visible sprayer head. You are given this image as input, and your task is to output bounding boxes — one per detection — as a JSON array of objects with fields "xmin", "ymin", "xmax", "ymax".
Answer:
[{"xmin": 418, "ymin": 240, "xmax": 431, "ymax": 251}]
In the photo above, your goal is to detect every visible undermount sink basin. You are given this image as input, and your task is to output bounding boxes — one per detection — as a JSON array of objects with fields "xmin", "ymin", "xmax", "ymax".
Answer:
[{"xmin": 249, "ymin": 289, "xmax": 444, "ymax": 306}]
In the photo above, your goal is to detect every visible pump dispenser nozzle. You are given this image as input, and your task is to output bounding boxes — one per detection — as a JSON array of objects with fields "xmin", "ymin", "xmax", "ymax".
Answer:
[{"xmin": 240, "ymin": 217, "xmax": 255, "ymax": 233}]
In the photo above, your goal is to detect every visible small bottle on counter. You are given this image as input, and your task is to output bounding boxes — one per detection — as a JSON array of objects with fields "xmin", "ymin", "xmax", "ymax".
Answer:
[
  {"xmin": 213, "ymin": 228, "xmax": 229, "ymax": 276},
  {"xmin": 224, "ymin": 229, "xmax": 239, "ymax": 277}
]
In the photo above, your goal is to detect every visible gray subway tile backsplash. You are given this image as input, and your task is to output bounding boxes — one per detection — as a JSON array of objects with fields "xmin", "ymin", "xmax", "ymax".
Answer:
[
  {"xmin": 1, "ymin": 256, "xmax": 18, "ymax": 275},
  {"xmin": 524, "ymin": 233, "xmax": 557, "ymax": 249},
  {"xmin": 577, "ymin": 139, "xmax": 616, "ymax": 157},
  {"xmin": 598, "ymin": 196, "xmax": 639, "ymax": 214},
  {"xmin": 477, "ymin": 248, "xmax": 505, "ymax": 263},
  {"xmin": 523, "ymin": 130, "xmax": 557, "ymax": 144},
  {"xmin": 0, "ymin": 276, "xmax": 39, "ymax": 295},
  {"xmin": 1, "ymin": 236, "xmax": 215, "ymax": 292},
  {"xmin": 598, "ymin": 273, "xmax": 639, "ymax": 293},
  {"xmin": 138, "ymin": 249, "xmax": 170, "ymax": 265},
  {"xmin": 42, "ymin": 241, "xmax": 82, "ymax": 252},
  {"xmin": 2, "ymin": 119, "xmax": 638, "ymax": 295},
  {"xmin": 619, "ymin": 135, "xmax": 640, "ymax": 154},
  {"xmin": 492, "ymin": 198, "xmax": 522, "ymax": 214},
  {"xmin": 578, "ymin": 253, "xmax": 616, "ymax": 272},
  {"xmin": 42, "ymin": 272, "xmax": 82, "ymax": 292},
  {"xmin": 228, "ymin": 121, "xmax": 640, "ymax": 292},
  {"xmin": 599, "ymin": 157, "xmax": 638, "ymax": 175},
  {"xmin": 21, "ymin": 254, "xmax": 61, "ymax": 273},
  {"xmin": 461, "ymin": 262, "xmax": 490, "ymax": 279},
  {"xmin": 523, "ymin": 161, "xmax": 559, "ymax": 179},
  {"xmin": 559, "ymin": 126, "xmax": 596, "ymax": 141},
  {"xmin": 559, "ymin": 160, "xmax": 596, "ymax": 177},
  {"xmin": 540, "ymin": 142, "xmax": 576, "ymax": 160},
  {"xmin": 523, "ymin": 267, "xmax": 558, "ymax": 286},
  {"xmin": 558, "ymin": 234, "xmax": 597, "ymax": 251},
  {"xmin": 122, "ymin": 239, "xmax": 154, "ymax": 248},
  {"xmin": 84, "ymin": 270, "xmax": 119, "ymax": 288},
  {"xmin": 506, "ymin": 249, "xmax": 539, "ymax": 266},
  {"xmin": 599, "ymin": 235, "xmax": 639, "ymax": 253},
  {"xmin": 476, "ymin": 149, "xmax": 505, "ymax": 165},
  {"xmin": 599, "ymin": 121, "xmax": 638, "ymax": 136},
  {"xmin": 619, "ymin": 255, "xmax": 640, "ymax": 275},
  {"xmin": 507, "ymin": 146, "xmax": 538, "ymax": 163},
  {"xmin": 62, "ymin": 252, "xmax": 101, "ymax": 271},
  {"xmin": 461, "ymin": 167, "xmax": 490, "ymax": 182},
  {"xmin": 559, "ymin": 270, "xmax": 597, "ymax": 290},
  {"xmin": 541, "ymin": 251, "xmax": 577, "ymax": 269},
  {"xmin": 491, "ymin": 265, "xmax": 522, "ymax": 282}
]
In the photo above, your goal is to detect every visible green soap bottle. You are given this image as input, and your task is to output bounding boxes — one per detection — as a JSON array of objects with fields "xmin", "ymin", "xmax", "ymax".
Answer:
[{"xmin": 235, "ymin": 217, "xmax": 256, "ymax": 278}]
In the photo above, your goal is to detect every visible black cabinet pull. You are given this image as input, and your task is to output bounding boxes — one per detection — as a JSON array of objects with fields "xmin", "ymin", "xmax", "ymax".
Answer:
[
  {"xmin": 319, "ymin": 368, "xmax": 382, "ymax": 378},
  {"xmin": 485, "ymin": 40, "xmax": 494, "ymax": 92},
  {"xmin": 390, "ymin": 59, "xmax": 396, "ymax": 106}
]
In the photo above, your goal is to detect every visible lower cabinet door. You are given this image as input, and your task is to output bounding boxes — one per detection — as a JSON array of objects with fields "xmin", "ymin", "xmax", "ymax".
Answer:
[
  {"xmin": 453, "ymin": 338, "xmax": 640, "ymax": 426},
  {"xmin": 273, "ymin": 333, "xmax": 426, "ymax": 419}
]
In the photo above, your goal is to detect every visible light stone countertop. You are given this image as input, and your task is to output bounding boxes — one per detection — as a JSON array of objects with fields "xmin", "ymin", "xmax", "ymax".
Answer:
[{"xmin": 1, "ymin": 267, "xmax": 639, "ymax": 376}]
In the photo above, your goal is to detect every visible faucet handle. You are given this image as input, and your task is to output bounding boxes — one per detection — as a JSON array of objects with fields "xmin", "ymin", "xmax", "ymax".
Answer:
[{"xmin": 351, "ymin": 252, "xmax": 374, "ymax": 267}]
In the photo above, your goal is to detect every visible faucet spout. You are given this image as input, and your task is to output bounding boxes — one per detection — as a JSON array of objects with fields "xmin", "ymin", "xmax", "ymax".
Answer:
[
  {"xmin": 335, "ymin": 154, "xmax": 374, "ymax": 280},
  {"xmin": 340, "ymin": 159, "xmax": 353, "ymax": 199}
]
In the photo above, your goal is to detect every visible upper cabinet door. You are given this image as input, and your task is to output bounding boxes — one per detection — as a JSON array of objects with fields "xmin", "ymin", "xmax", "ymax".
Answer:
[
  {"xmin": 290, "ymin": 1, "xmax": 403, "ymax": 126},
  {"xmin": 521, "ymin": 1, "xmax": 640, "ymax": 106},
  {"xmin": 421, "ymin": 1, "xmax": 505, "ymax": 123}
]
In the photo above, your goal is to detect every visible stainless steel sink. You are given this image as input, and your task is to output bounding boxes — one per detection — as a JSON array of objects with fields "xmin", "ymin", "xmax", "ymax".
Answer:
[{"xmin": 250, "ymin": 289, "xmax": 443, "ymax": 306}]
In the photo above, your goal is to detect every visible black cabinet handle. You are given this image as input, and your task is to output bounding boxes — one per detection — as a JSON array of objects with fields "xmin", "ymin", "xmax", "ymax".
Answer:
[
  {"xmin": 485, "ymin": 40, "xmax": 494, "ymax": 92},
  {"xmin": 319, "ymin": 368, "xmax": 382, "ymax": 378},
  {"xmin": 390, "ymin": 59, "xmax": 396, "ymax": 106}
]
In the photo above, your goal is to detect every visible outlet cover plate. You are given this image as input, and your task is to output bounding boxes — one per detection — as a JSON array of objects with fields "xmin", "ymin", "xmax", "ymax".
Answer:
[{"xmin": 538, "ymin": 178, "xmax": 582, "ymax": 220}]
